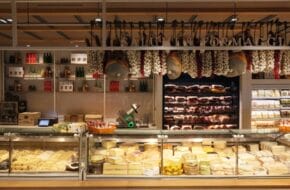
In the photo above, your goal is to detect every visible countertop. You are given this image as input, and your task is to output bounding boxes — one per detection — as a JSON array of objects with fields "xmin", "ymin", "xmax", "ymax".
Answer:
[{"xmin": 0, "ymin": 178, "xmax": 290, "ymax": 189}]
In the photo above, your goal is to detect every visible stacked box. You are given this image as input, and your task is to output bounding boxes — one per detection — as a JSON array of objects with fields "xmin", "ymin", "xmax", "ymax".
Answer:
[{"xmin": 18, "ymin": 112, "xmax": 41, "ymax": 126}]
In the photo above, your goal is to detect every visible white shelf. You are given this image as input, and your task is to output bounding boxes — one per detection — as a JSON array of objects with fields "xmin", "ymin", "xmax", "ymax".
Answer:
[
  {"xmin": 24, "ymin": 63, "xmax": 52, "ymax": 65},
  {"xmin": 252, "ymin": 97, "xmax": 290, "ymax": 100},
  {"xmin": 23, "ymin": 77, "xmax": 44, "ymax": 80},
  {"xmin": 57, "ymin": 91, "xmax": 103, "ymax": 93},
  {"xmin": 251, "ymin": 79, "xmax": 290, "ymax": 85},
  {"xmin": 280, "ymin": 107, "xmax": 290, "ymax": 110},
  {"xmin": 57, "ymin": 77, "xmax": 100, "ymax": 81}
]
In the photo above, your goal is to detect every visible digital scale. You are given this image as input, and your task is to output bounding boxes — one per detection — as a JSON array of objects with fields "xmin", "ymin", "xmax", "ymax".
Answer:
[
  {"xmin": 117, "ymin": 104, "xmax": 140, "ymax": 128},
  {"xmin": 38, "ymin": 118, "xmax": 58, "ymax": 127}
]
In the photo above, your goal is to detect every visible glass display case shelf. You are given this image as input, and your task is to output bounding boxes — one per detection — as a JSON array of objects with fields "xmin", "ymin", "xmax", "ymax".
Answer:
[{"xmin": 230, "ymin": 129, "xmax": 281, "ymax": 134}]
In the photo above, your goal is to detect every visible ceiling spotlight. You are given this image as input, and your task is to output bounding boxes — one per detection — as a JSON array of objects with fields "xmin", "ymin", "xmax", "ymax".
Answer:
[
  {"xmin": 95, "ymin": 17, "xmax": 102, "ymax": 23},
  {"xmin": 231, "ymin": 16, "xmax": 238, "ymax": 22},
  {"xmin": 0, "ymin": 18, "xmax": 7, "ymax": 24},
  {"xmin": 26, "ymin": 44, "xmax": 31, "ymax": 47},
  {"xmin": 157, "ymin": 17, "xmax": 165, "ymax": 22}
]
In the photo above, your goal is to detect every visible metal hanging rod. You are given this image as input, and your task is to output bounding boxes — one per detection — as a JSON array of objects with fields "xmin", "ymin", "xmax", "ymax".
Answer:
[
  {"xmin": 3, "ymin": 0, "xmax": 290, "ymax": 3},
  {"xmin": 8, "ymin": 21, "xmax": 289, "ymax": 26},
  {"xmin": 1, "ymin": 45, "xmax": 290, "ymax": 51}
]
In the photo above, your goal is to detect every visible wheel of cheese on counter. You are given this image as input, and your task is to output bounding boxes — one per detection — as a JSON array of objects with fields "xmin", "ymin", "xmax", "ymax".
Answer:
[
  {"xmin": 125, "ymin": 151, "xmax": 144, "ymax": 163},
  {"xmin": 265, "ymin": 162, "xmax": 289, "ymax": 175},
  {"xmin": 109, "ymin": 148, "xmax": 125, "ymax": 157},
  {"xmin": 90, "ymin": 155, "xmax": 105, "ymax": 164},
  {"xmin": 271, "ymin": 145, "xmax": 286, "ymax": 154},
  {"xmin": 213, "ymin": 140, "xmax": 227, "ymax": 150},
  {"xmin": 102, "ymin": 140, "xmax": 117, "ymax": 149},
  {"xmin": 144, "ymin": 142, "xmax": 159, "ymax": 151},
  {"xmin": 93, "ymin": 148, "xmax": 108, "ymax": 156},
  {"xmin": 106, "ymin": 156, "xmax": 126, "ymax": 165},
  {"xmin": 163, "ymin": 149, "xmax": 174, "ymax": 158},
  {"xmin": 119, "ymin": 142, "xmax": 140, "ymax": 154}
]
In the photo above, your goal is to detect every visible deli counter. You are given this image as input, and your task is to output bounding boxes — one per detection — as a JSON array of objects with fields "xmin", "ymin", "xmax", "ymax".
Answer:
[{"xmin": 0, "ymin": 127, "xmax": 289, "ymax": 180}]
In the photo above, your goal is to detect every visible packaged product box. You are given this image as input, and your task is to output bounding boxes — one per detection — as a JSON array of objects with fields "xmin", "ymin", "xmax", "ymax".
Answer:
[{"xmin": 18, "ymin": 112, "xmax": 41, "ymax": 126}]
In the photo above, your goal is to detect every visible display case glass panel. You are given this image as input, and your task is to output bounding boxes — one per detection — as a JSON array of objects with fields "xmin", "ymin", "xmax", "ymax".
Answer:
[
  {"xmin": 0, "ymin": 136, "xmax": 10, "ymax": 174},
  {"xmin": 233, "ymin": 130, "xmax": 290, "ymax": 177},
  {"xmin": 87, "ymin": 130, "xmax": 161, "ymax": 177},
  {"xmin": 10, "ymin": 134, "xmax": 80, "ymax": 177},
  {"xmin": 162, "ymin": 130, "xmax": 237, "ymax": 176}
]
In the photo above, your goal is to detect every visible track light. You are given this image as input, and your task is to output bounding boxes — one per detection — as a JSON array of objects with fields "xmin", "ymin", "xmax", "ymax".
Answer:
[
  {"xmin": 231, "ymin": 2, "xmax": 238, "ymax": 22},
  {"xmin": 231, "ymin": 16, "xmax": 238, "ymax": 22},
  {"xmin": 95, "ymin": 17, "xmax": 102, "ymax": 23},
  {"xmin": 157, "ymin": 17, "xmax": 165, "ymax": 22},
  {"xmin": 0, "ymin": 18, "xmax": 7, "ymax": 24}
]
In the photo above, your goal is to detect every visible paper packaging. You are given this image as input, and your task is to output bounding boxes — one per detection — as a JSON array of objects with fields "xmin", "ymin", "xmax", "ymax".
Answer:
[
  {"xmin": 71, "ymin": 53, "xmax": 87, "ymax": 64},
  {"xmin": 59, "ymin": 81, "xmax": 74, "ymax": 92},
  {"xmin": 18, "ymin": 112, "xmax": 41, "ymax": 126},
  {"xmin": 8, "ymin": 67, "xmax": 24, "ymax": 78}
]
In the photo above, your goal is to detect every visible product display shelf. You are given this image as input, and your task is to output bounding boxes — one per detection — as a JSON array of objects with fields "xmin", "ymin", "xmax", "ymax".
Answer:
[
  {"xmin": 163, "ymin": 74, "xmax": 240, "ymax": 130},
  {"xmin": 251, "ymin": 79, "xmax": 290, "ymax": 85},
  {"xmin": 57, "ymin": 77, "xmax": 101, "ymax": 81},
  {"xmin": 23, "ymin": 77, "xmax": 52, "ymax": 81},
  {"xmin": 251, "ymin": 88, "xmax": 290, "ymax": 130}
]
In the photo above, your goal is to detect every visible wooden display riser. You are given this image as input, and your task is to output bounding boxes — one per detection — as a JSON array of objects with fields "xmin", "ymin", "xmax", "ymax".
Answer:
[{"xmin": 0, "ymin": 178, "xmax": 290, "ymax": 190}]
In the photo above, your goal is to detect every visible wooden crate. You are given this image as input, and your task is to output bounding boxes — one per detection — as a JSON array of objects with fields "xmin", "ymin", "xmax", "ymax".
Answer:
[{"xmin": 18, "ymin": 112, "xmax": 41, "ymax": 126}]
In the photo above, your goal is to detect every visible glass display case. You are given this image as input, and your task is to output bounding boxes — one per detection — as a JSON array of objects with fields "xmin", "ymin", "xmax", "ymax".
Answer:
[
  {"xmin": 161, "ymin": 130, "xmax": 237, "ymax": 176},
  {"xmin": 232, "ymin": 129, "xmax": 290, "ymax": 176},
  {"xmin": 0, "ymin": 127, "xmax": 83, "ymax": 179},
  {"xmin": 86, "ymin": 129, "xmax": 290, "ymax": 178},
  {"xmin": 86, "ymin": 130, "xmax": 161, "ymax": 178},
  {"xmin": 0, "ymin": 127, "xmax": 289, "ymax": 179},
  {"xmin": 0, "ymin": 134, "xmax": 9, "ymax": 176}
]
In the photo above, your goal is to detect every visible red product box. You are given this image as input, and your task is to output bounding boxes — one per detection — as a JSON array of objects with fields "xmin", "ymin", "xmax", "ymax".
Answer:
[
  {"xmin": 43, "ymin": 80, "xmax": 52, "ymax": 92},
  {"xmin": 109, "ymin": 81, "xmax": 119, "ymax": 92}
]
